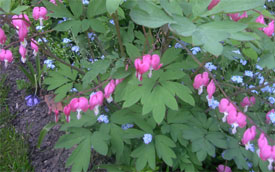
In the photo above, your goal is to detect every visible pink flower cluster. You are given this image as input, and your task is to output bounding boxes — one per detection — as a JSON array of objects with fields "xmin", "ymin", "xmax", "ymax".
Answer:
[
  {"xmin": 62, "ymin": 79, "xmax": 123, "ymax": 122},
  {"xmin": 256, "ymin": 15, "xmax": 274, "ymax": 37},
  {"xmin": 134, "ymin": 54, "xmax": 162, "ymax": 81},
  {"xmin": 193, "ymin": 72, "xmax": 210, "ymax": 95},
  {"xmin": 33, "ymin": 7, "xmax": 48, "ymax": 26},
  {"xmin": 257, "ymin": 133, "xmax": 275, "ymax": 170}
]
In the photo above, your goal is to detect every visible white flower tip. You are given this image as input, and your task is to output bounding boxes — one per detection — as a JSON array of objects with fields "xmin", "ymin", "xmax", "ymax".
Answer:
[
  {"xmin": 107, "ymin": 96, "xmax": 113, "ymax": 103},
  {"xmin": 21, "ymin": 57, "xmax": 26, "ymax": 63}
]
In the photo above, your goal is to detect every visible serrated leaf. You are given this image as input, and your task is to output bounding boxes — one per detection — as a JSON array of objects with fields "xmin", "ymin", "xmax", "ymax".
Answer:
[
  {"xmin": 124, "ymin": 43, "xmax": 141, "ymax": 61},
  {"xmin": 43, "ymin": 0, "xmax": 74, "ymax": 18},
  {"xmin": 66, "ymin": 137, "xmax": 92, "ymax": 172},
  {"xmin": 161, "ymin": 48, "xmax": 181, "ymax": 65},
  {"xmin": 169, "ymin": 15, "xmax": 196, "ymax": 37},
  {"xmin": 11, "ymin": 5, "xmax": 29, "ymax": 14},
  {"xmin": 68, "ymin": 0, "xmax": 83, "ymax": 18},
  {"xmin": 54, "ymin": 82, "xmax": 73, "ymax": 102},
  {"xmin": 91, "ymin": 131, "xmax": 109, "ymax": 155},
  {"xmin": 160, "ymin": 0, "xmax": 182, "ymax": 16},
  {"xmin": 155, "ymin": 135, "xmax": 176, "ymax": 166},
  {"xmin": 112, "ymin": 67, "xmax": 131, "ymax": 79},
  {"xmin": 88, "ymin": 19, "xmax": 106, "ymax": 33}
]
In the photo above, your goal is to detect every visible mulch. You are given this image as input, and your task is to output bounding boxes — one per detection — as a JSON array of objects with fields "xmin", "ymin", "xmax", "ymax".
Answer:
[{"xmin": 0, "ymin": 57, "xmax": 110, "ymax": 171}]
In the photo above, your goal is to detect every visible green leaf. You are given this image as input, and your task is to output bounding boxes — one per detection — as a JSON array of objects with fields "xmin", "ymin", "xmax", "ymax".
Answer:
[
  {"xmin": 200, "ymin": 21, "xmax": 247, "ymax": 33},
  {"xmin": 191, "ymin": 0, "xmax": 211, "ymax": 17},
  {"xmin": 45, "ymin": 73, "xmax": 70, "ymax": 90},
  {"xmin": 129, "ymin": 1, "xmax": 173, "ymax": 28},
  {"xmin": 182, "ymin": 126, "xmax": 205, "ymax": 141},
  {"xmin": 87, "ymin": 0, "xmax": 107, "ymax": 18},
  {"xmin": 203, "ymin": 0, "xmax": 265, "ymax": 16},
  {"xmin": 131, "ymin": 143, "xmax": 156, "ymax": 171},
  {"xmin": 106, "ymin": 0, "xmax": 121, "ymax": 14},
  {"xmin": 206, "ymin": 132, "xmax": 228, "ymax": 149},
  {"xmin": 54, "ymin": 82, "xmax": 73, "ymax": 102},
  {"xmin": 110, "ymin": 124, "xmax": 124, "ymax": 159},
  {"xmin": 43, "ymin": 0, "xmax": 74, "ymax": 18},
  {"xmin": 159, "ymin": 86, "xmax": 178, "ymax": 111},
  {"xmin": 68, "ymin": 0, "xmax": 83, "ymax": 18},
  {"xmin": 196, "ymin": 149, "xmax": 207, "ymax": 161},
  {"xmin": 83, "ymin": 60, "xmax": 111, "ymax": 88},
  {"xmin": 152, "ymin": 97, "xmax": 166, "ymax": 124},
  {"xmin": 37, "ymin": 122, "xmax": 55, "ymax": 148},
  {"xmin": 11, "ymin": 5, "xmax": 29, "ymax": 14},
  {"xmin": 91, "ymin": 131, "xmax": 109, "ymax": 155},
  {"xmin": 242, "ymin": 47, "xmax": 257, "ymax": 61},
  {"xmin": 161, "ymin": 48, "xmax": 181, "ymax": 65},
  {"xmin": 169, "ymin": 15, "xmax": 196, "ymax": 37},
  {"xmin": 54, "ymin": 20, "xmax": 76, "ymax": 31},
  {"xmin": 55, "ymin": 128, "xmax": 91, "ymax": 149},
  {"xmin": 66, "ymin": 137, "xmax": 92, "ymax": 172},
  {"xmin": 258, "ymin": 52, "xmax": 275, "ymax": 69},
  {"xmin": 230, "ymin": 32, "xmax": 257, "ymax": 41},
  {"xmin": 155, "ymin": 135, "xmax": 176, "ymax": 166},
  {"xmin": 124, "ymin": 43, "xmax": 141, "ymax": 61},
  {"xmin": 160, "ymin": 0, "xmax": 182, "ymax": 16},
  {"xmin": 0, "ymin": 0, "xmax": 11, "ymax": 12},
  {"xmin": 112, "ymin": 67, "xmax": 131, "ymax": 79},
  {"xmin": 123, "ymin": 128, "xmax": 144, "ymax": 139},
  {"xmin": 87, "ymin": 19, "xmax": 106, "ymax": 33}
]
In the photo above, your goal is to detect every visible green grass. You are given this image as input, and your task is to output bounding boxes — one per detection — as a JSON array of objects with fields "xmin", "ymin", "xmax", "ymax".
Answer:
[{"xmin": 0, "ymin": 75, "xmax": 33, "ymax": 171}]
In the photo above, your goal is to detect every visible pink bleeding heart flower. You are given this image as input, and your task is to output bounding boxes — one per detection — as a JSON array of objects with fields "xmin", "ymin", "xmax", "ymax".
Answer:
[
  {"xmin": 237, "ymin": 112, "xmax": 247, "ymax": 128},
  {"xmin": 207, "ymin": 0, "xmax": 220, "ymax": 10},
  {"xmin": 193, "ymin": 72, "xmax": 209, "ymax": 95},
  {"xmin": 134, "ymin": 58, "xmax": 150, "ymax": 81},
  {"xmin": 256, "ymin": 15, "xmax": 265, "ymax": 30},
  {"xmin": 104, "ymin": 79, "xmax": 116, "ymax": 103},
  {"xmin": 18, "ymin": 24, "xmax": 28, "ymax": 47},
  {"xmin": 240, "ymin": 96, "xmax": 255, "ymax": 112},
  {"xmin": 266, "ymin": 109, "xmax": 275, "ymax": 124},
  {"xmin": 206, "ymin": 79, "xmax": 215, "ymax": 100},
  {"xmin": 216, "ymin": 164, "xmax": 232, "ymax": 172},
  {"xmin": 227, "ymin": 11, "xmax": 248, "ymax": 22},
  {"xmin": 89, "ymin": 91, "xmax": 104, "ymax": 116},
  {"xmin": 0, "ymin": 49, "xmax": 13, "ymax": 68},
  {"xmin": 219, "ymin": 98, "xmax": 236, "ymax": 122},
  {"xmin": 31, "ymin": 39, "xmax": 39, "ymax": 56},
  {"xmin": 242, "ymin": 125, "xmax": 257, "ymax": 150},
  {"xmin": 49, "ymin": 0, "xmax": 62, "ymax": 5},
  {"xmin": 70, "ymin": 97, "xmax": 89, "ymax": 120},
  {"xmin": 54, "ymin": 109, "xmax": 59, "ymax": 123},
  {"xmin": 259, "ymin": 144, "xmax": 272, "ymax": 168},
  {"xmin": 12, "ymin": 14, "xmax": 30, "ymax": 29},
  {"xmin": 115, "ymin": 78, "xmax": 123, "ymax": 86},
  {"xmin": 0, "ymin": 28, "xmax": 6, "ymax": 45},
  {"xmin": 142, "ymin": 54, "xmax": 162, "ymax": 78},
  {"xmin": 263, "ymin": 20, "xmax": 274, "ymax": 37},
  {"xmin": 19, "ymin": 45, "xmax": 27, "ymax": 63},
  {"xmin": 33, "ymin": 7, "xmax": 48, "ymax": 26},
  {"xmin": 226, "ymin": 109, "xmax": 238, "ymax": 133},
  {"xmin": 63, "ymin": 105, "xmax": 71, "ymax": 123},
  {"xmin": 258, "ymin": 133, "xmax": 268, "ymax": 150}
]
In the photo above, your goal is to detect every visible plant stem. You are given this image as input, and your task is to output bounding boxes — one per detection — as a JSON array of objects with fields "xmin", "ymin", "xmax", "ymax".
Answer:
[{"xmin": 112, "ymin": 11, "xmax": 126, "ymax": 57}]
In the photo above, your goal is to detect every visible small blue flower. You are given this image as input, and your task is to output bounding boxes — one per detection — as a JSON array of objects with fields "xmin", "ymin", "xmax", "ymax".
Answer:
[
  {"xmin": 97, "ymin": 115, "xmax": 109, "ymax": 124},
  {"xmin": 232, "ymin": 49, "xmax": 241, "ymax": 54},
  {"xmin": 44, "ymin": 59, "xmax": 55, "ymax": 69},
  {"xmin": 82, "ymin": 0, "xmax": 89, "ymax": 5},
  {"xmin": 240, "ymin": 59, "xmax": 247, "ymax": 66},
  {"xmin": 256, "ymin": 64, "xmax": 263, "ymax": 70},
  {"xmin": 121, "ymin": 123, "xmax": 134, "ymax": 130},
  {"xmin": 36, "ymin": 26, "xmax": 44, "ymax": 30},
  {"xmin": 71, "ymin": 46, "xmax": 79, "ymax": 52},
  {"xmin": 190, "ymin": 47, "xmax": 201, "ymax": 55},
  {"xmin": 231, "ymin": 75, "xmax": 243, "ymax": 84},
  {"xmin": 63, "ymin": 38, "xmax": 71, "ymax": 43},
  {"xmin": 37, "ymin": 37, "xmax": 48, "ymax": 43},
  {"xmin": 221, "ymin": 151, "xmax": 226, "ymax": 159},
  {"xmin": 204, "ymin": 62, "xmax": 217, "ymax": 72},
  {"xmin": 208, "ymin": 98, "xmax": 219, "ymax": 109},
  {"xmin": 247, "ymin": 161, "xmax": 253, "ymax": 169},
  {"xmin": 109, "ymin": 19, "xmax": 115, "ymax": 25},
  {"xmin": 244, "ymin": 70, "xmax": 253, "ymax": 78},
  {"xmin": 70, "ymin": 88, "xmax": 78, "ymax": 92},
  {"xmin": 25, "ymin": 95, "xmax": 40, "ymax": 107},
  {"xmin": 249, "ymin": 85, "xmax": 259, "ymax": 94},
  {"xmin": 174, "ymin": 43, "xmax": 183, "ymax": 49},
  {"xmin": 143, "ymin": 134, "xmax": 152, "ymax": 144},
  {"xmin": 104, "ymin": 106, "xmax": 110, "ymax": 112},
  {"xmin": 100, "ymin": 55, "xmax": 105, "ymax": 59},
  {"xmin": 269, "ymin": 112, "xmax": 275, "ymax": 123},
  {"xmin": 88, "ymin": 32, "xmax": 96, "ymax": 41},
  {"xmin": 269, "ymin": 97, "xmax": 275, "ymax": 105}
]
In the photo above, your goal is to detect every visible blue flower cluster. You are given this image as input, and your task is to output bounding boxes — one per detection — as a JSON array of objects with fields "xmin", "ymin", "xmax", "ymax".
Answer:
[
  {"xmin": 109, "ymin": 19, "xmax": 115, "ymax": 25},
  {"xmin": 205, "ymin": 62, "xmax": 217, "ymax": 72},
  {"xmin": 268, "ymin": 112, "xmax": 275, "ymax": 123},
  {"xmin": 143, "ymin": 134, "xmax": 152, "ymax": 144},
  {"xmin": 44, "ymin": 59, "xmax": 55, "ymax": 69},
  {"xmin": 71, "ymin": 46, "xmax": 80, "ymax": 53},
  {"xmin": 37, "ymin": 37, "xmax": 47, "ymax": 43},
  {"xmin": 82, "ymin": 0, "xmax": 89, "ymax": 5},
  {"xmin": 63, "ymin": 38, "xmax": 71, "ymax": 43},
  {"xmin": 121, "ymin": 123, "xmax": 134, "ymax": 130},
  {"xmin": 88, "ymin": 32, "xmax": 96, "ymax": 41},
  {"xmin": 231, "ymin": 75, "xmax": 243, "ymax": 84},
  {"xmin": 70, "ymin": 88, "xmax": 78, "ymax": 92},
  {"xmin": 97, "ymin": 115, "xmax": 109, "ymax": 124},
  {"xmin": 190, "ymin": 47, "xmax": 201, "ymax": 55},
  {"xmin": 207, "ymin": 98, "xmax": 219, "ymax": 109}
]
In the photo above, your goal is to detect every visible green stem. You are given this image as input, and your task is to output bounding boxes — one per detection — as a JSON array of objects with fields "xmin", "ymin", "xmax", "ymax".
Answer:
[{"xmin": 112, "ymin": 11, "xmax": 126, "ymax": 57}]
